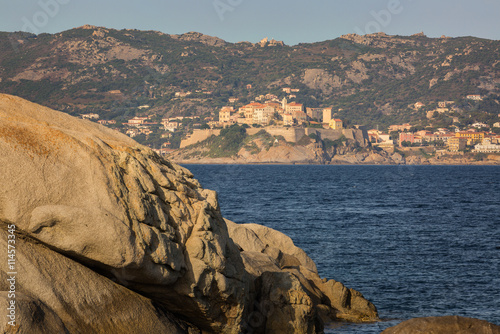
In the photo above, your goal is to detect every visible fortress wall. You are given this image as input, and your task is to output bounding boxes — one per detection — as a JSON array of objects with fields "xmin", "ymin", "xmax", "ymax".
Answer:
[
  {"xmin": 179, "ymin": 127, "xmax": 368, "ymax": 148},
  {"xmin": 264, "ymin": 127, "xmax": 305, "ymax": 143},
  {"xmin": 304, "ymin": 128, "xmax": 369, "ymax": 146},
  {"xmin": 305, "ymin": 128, "xmax": 343, "ymax": 141},
  {"xmin": 180, "ymin": 129, "xmax": 221, "ymax": 148},
  {"xmin": 344, "ymin": 129, "xmax": 370, "ymax": 147}
]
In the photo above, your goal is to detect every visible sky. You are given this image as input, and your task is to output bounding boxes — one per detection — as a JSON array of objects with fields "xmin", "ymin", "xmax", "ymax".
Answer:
[{"xmin": 1, "ymin": 0, "xmax": 500, "ymax": 45}]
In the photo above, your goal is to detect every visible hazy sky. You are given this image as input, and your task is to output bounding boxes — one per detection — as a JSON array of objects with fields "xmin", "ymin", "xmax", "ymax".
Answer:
[{"xmin": 2, "ymin": 0, "xmax": 499, "ymax": 45}]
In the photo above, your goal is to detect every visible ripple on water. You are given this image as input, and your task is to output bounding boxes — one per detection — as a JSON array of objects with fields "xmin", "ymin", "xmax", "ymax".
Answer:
[{"xmin": 186, "ymin": 165, "xmax": 500, "ymax": 332}]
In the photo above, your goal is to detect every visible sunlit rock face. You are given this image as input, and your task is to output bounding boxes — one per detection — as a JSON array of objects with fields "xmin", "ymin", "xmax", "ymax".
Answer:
[
  {"xmin": 0, "ymin": 93, "xmax": 249, "ymax": 332},
  {"xmin": 0, "ymin": 93, "xmax": 378, "ymax": 333}
]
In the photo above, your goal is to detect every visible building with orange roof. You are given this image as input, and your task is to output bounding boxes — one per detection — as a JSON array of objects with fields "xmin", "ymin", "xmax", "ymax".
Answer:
[
  {"xmin": 239, "ymin": 103, "xmax": 264, "ymax": 119},
  {"xmin": 285, "ymin": 102, "xmax": 304, "ymax": 113},
  {"xmin": 367, "ymin": 129, "xmax": 381, "ymax": 142},
  {"xmin": 399, "ymin": 132, "xmax": 415, "ymax": 146},
  {"xmin": 448, "ymin": 137, "xmax": 467, "ymax": 151},
  {"xmin": 219, "ymin": 106, "xmax": 235, "ymax": 123},
  {"xmin": 329, "ymin": 118, "xmax": 343, "ymax": 130}
]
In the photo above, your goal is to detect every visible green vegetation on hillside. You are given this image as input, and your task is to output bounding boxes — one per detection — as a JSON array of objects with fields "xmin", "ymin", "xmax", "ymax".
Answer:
[
  {"xmin": 192, "ymin": 124, "xmax": 248, "ymax": 158},
  {"xmin": 1, "ymin": 27, "xmax": 500, "ymax": 142}
]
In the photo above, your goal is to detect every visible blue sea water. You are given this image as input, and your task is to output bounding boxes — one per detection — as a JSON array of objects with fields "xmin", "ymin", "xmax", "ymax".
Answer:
[{"xmin": 185, "ymin": 165, "xmax": 500, "ymax": 333}]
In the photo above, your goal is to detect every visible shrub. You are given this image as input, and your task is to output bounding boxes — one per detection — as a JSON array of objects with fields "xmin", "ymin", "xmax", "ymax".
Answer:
[{"xmin": 474, "ymin": 153, "xmax": 486, "ymax": 161}]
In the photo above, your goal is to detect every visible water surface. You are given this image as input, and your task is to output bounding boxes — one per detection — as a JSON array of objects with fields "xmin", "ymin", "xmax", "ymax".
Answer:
[{"xmin": 186, "ymin": 165, "xmax": 500, "ymax": 333}]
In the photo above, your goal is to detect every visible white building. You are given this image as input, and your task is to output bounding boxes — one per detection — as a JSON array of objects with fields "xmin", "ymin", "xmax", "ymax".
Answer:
[
  {"xmin": 81, "ymin": 113, "xmax": 100, "ymax": 120},
  {"xmin": 253, "ymin": 105, "xmax": 275, "ymax": 125},
  {"xmin": 164, "ymin": 122, "xmax": 179, "ymax": 132},
  {"xmin": 472, "ymin": 122, "xmax": 489, "ymax": 129},
  {"xmin": 473, "ymin": 139, "xmax": 500, "ymax": 153},
  {"xmin": 466, "ymin": 95, "xmax": 483, "ymax": 101},
  {"xmin": 128, "ymin": 116, "xmax": 148, "ymax": 126}
]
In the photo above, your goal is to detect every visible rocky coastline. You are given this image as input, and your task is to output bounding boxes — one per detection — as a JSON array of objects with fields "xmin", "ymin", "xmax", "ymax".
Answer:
[
  {"xmin": 169, "ymin": 130, "xmax": 500, "ymax": 166},
  {"xmin": 1, "ymin": 93, "xmax": 498, "ymax": 333},
  {"xmin": 171, "ymin": 151, "xmax": 500, "ymax": 166},
  {"xmin": 0, "ymin": 94, "xmax": 377, "ymax": 333}
]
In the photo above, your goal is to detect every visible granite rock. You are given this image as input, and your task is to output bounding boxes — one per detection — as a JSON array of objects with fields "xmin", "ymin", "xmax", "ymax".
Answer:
[
  {"xmin": 382, "ymin": 316, "xmax": 500, "ymax": 334},
  {"xmin": 0, "ymin": 93, "xmax": 379, "ymax": 333},
  {"xmin": 0, "ymin": 93, "xmax": 247, "ymax": 333}
]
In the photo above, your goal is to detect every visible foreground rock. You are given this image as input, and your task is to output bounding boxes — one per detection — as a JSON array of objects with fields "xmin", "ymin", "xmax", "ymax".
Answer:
[
  {"xmin": 0, "ymin": 230, "xmax": 192, "ymax": 334},
  {"xmin": 226, "ymin": 220, "xmax": 378, "ymax": 326},
  {"xmin": 0, "ymin": 93, "xmax": 378, "ymax": 333},
  {"xmin": 382, "ymin": 316, "xmax": 500, "ymax": 334}
]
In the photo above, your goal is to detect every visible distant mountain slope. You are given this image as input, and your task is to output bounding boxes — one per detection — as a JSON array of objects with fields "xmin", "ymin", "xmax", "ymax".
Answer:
[{"xmin": 1, "ymin": 26, "xmax": 499, "ymax": 127}]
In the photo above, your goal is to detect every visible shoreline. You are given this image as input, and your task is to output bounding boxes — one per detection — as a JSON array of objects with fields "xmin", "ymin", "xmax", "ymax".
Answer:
[
  {"xmin": 168, "ymin": 147, "xmax": 500, "ymax": 166},
  {"xmin": 173, "ymin": 160, "xmax": 500, "ymax": 166}
]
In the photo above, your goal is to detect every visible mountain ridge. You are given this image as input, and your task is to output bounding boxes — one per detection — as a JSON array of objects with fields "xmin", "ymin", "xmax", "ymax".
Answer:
[{"xmin": 1, "ymin": 26, "xmax": 499, "ymax": 130}]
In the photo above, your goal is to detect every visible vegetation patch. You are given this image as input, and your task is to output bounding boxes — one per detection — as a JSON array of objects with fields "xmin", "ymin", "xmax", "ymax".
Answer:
[
  {"xmin": 244, "ymin": 129, "xmax": 275, "ymax": 151},
  {"xmin": 323, "ymin": 135, "xmax": 348, "ymax": 149},
  {"xmin": 200, "ymin": 124, "xmax": 248, "ymax": 158}
]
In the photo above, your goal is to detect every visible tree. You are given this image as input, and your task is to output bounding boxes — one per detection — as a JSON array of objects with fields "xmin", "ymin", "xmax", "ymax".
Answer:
[
  {"xmin": 401, "ymin": 141, "xmax": 411, "ymax": 147},
  {"xmin": 389, "ymin": 131, "xmax": 400, "ymax": 140}
]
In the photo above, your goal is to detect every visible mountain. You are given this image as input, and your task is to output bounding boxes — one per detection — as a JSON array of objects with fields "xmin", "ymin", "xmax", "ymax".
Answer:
[{"xmin": 1, "ymin": 26, "xmax": 500, "ymax": 128}]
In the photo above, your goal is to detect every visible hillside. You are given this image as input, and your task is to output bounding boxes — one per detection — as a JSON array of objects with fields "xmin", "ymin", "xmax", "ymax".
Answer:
[{"xmin": 1, "ymin": 26, "xmax": 500, "ymax": 131}]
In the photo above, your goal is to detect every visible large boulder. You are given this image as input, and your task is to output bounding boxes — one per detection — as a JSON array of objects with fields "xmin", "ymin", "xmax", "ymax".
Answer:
[
  {"xmin": 382, "ymin": 316, "xmax": 500, "ymax": 334},
  {"xmin": 0, "ymin": 228, "xmax": 192, "ymax": 334},
  {"xmin": 0, "ymin": 93, "xmax": 248, "ymax": 333},
  {"xmin": 0, "ymin": 93, "xmax": 379, "ymax": 333},
  {"xmin": 226, "ymin": 219, "xmax": 379, "ymax": 328}
]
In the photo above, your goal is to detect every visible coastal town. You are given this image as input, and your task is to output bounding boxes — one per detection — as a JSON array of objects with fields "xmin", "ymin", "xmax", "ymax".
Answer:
[{"xmin": 81, "ymin": 88, "xmax": 500, "ymax": 160}]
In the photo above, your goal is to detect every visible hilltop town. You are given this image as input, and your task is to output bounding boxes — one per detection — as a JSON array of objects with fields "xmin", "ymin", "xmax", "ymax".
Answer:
[
  {"xmin": 80, "ymin": 88, "xmax": 500, "ymax": 164},
  {"xmin": 2, "ymin": 26, "xmax": 500, "ymax": 163}
]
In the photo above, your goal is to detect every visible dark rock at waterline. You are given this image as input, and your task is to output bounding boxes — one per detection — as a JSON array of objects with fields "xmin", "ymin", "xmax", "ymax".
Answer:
[{"xmin": 382, "ymin": 316, "xmax": 500, "ymax": 334}]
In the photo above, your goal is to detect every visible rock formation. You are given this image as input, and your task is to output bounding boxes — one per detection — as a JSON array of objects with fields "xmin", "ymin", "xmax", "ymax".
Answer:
[
  {"xmin": 171, "ymin": 31, "xmax": 227, "ymax": 47},
  {"xmin": 256, "ymin": 37, "xmax": 285, "ymax": 47},
  {"xmin": 382, "ymin": 316, "xmax": 500, "ymax": 334},
  {"xmin": 225, "ymin": 220, "xmax": 379, "ymax": 327},
  {"xmin": 0, "ymin": 93, "xmax": 378, "ymax": 333}
]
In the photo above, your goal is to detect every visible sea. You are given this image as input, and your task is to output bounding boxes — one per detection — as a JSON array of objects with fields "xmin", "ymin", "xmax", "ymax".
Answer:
[{"xmin": 185, "ymin": 165, "xmax": 500, "ymax": 333}]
